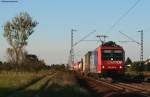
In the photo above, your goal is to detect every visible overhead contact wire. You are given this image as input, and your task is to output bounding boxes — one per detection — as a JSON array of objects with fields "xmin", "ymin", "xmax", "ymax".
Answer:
[{"xmin": 106, "ymin": 0, "xmax": 141, "ymax": 33}]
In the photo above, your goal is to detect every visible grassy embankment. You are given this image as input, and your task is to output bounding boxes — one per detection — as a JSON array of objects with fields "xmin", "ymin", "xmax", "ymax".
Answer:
[{"xmin": 0, "ymin": 71, "xmax": 47, "ymax": 97}]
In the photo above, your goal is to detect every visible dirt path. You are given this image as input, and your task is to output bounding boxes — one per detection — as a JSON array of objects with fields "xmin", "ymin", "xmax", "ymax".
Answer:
[{"xmin": 38, "ymin": 70, "xmax": 94, "ymax": 97}]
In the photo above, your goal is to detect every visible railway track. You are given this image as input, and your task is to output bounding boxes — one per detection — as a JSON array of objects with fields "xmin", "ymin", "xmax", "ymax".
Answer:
[
  {"xmin": 84, "ymin": 77, "xmax": 150, "ymax": 97},
  {"xmin": 114, "ymin": 82, "xmax": 150, "ymax": 94}
]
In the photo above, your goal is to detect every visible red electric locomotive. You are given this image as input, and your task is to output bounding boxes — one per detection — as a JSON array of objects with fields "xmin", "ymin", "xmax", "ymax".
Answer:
[
  {"xmin": 82, "ymin": 41, "xmax": 125, "ymax": 77},
  {"xmin": 97, "ymin": 41, "xmax": 125, "ymax": 76}
]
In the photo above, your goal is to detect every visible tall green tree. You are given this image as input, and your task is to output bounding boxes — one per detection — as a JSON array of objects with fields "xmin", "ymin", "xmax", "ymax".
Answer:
[{"xmin": 3, "ymin": 12, "xmax": 38, "ymax": 68}]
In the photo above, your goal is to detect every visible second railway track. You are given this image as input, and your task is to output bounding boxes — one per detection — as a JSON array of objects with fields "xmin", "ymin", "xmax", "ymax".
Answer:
[{"xmin": 84, "ymin": 77, "xmax": 150, "ymax": 97}]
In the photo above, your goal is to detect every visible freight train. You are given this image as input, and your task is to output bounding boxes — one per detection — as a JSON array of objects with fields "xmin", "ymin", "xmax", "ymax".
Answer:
[{"xmin": 73, "ymin": 41, "xmax": 125, "ymax": 77}]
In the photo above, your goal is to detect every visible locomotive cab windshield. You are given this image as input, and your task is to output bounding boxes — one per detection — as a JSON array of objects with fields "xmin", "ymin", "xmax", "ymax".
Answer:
[{"xmin": 102, "ymin": 49, "xmax": 124, "ymax": 60}]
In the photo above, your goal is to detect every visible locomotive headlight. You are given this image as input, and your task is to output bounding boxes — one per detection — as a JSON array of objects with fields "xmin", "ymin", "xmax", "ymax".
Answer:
[
  {"xmin": 102, "ymin": 65, "xmax": 105, "ymax": 69},
  {"xmin": 119, "ymin": 66, "xmax": 122, "ymax": 69}
]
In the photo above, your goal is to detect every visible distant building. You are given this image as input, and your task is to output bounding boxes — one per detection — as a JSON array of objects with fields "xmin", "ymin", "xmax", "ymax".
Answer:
[
  {"xmin": 145, "ymin": 59, "xmax": 150, "ymax": 65},
  {"xmin": 127, "ymin": 64, "xmax": 132, "ymax": 67}
]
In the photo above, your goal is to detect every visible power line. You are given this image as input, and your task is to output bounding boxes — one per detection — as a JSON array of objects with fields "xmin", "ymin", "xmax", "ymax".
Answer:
[
  {"xmin": 117, "ymin": 40, "xmax": 137, "ymax": 43},
  {"xmin": 73, "ymin": 30, "xmax": 96, "ymax": 46},
  {"xmin": 119, "ymin": 30, "xmax": 144, "ymax": 70},
  {"xmin": 0, "ymin": 0, "xmax": 18, "ymax": 3},
  {"xmin": 106, "ymin": 0, "xmax": 141, "ymax": 33},
  {"xmin": 96, "ymin": 35, "xmax": 108, "ymax": 44},
  {"xmin": 119, "ymin": 31, "xmax": 140, "ymax": 45}
]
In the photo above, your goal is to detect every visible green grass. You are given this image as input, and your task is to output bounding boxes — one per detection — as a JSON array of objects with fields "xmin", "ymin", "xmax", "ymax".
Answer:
[
  {"xmin": 12, "ymin": 74, "xmax": 55, "ymax": 97},
  {"xmin": 0, "ymin": 70, "xmax": 93, "ymax": 97},
  {"xmin": 0, "ymin": 71, "xmax": 44, "ymax": 97}
]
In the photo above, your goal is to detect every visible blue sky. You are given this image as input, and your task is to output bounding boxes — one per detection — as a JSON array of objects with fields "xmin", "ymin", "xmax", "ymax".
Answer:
[{"xmin": 0, "ymin": 0, "xmax": 150, "ymax": 64}]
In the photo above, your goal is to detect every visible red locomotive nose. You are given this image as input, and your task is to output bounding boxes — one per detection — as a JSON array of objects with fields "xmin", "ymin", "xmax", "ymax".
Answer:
[
  {"xmin": 103, "ymin": 60, "xmax": 124, "ymax": 70},
  {"xmin": 106, "ymin": 60, "xmax": 123, "ymax": 65}
]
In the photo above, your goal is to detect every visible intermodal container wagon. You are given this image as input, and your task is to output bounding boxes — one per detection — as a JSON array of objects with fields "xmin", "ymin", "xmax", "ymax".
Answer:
[
  {"xmin": 84, "ymin": 51, "xmax": 91, "ymax": 75},
  {"xmin": 90, "ymin": 50, "xmax": 98, "ymax": 73}
]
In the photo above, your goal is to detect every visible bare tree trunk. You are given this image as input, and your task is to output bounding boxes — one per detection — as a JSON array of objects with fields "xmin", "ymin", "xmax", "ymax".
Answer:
[{"xmin": 14, "ymin": 47, "xmax": 19, "ymax": 70}]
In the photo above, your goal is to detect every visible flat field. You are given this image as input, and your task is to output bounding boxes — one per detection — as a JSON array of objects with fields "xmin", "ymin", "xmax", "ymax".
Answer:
[
  {"xmin": 0, "ymin": 71, "xmax": 45, "ymax": 97},
  {"xmin": 0, "ymin": 70, "xmax": 93, "ymax": 97}
]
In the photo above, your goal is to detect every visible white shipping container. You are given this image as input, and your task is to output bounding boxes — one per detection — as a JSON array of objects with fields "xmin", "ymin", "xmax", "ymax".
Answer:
[{"xmin": 90, "ymin": 50, "xmax": 98, "ymax": 73}]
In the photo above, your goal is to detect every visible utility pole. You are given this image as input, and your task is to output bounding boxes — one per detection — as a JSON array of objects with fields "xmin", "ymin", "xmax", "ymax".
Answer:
[
  {"xmin": 70, "ymin": 29, "xmax": 77, "ymax": 68},
  {"xmin": 119, "ymin": 30, "xmax": 144, "ymax": 71},
  {"xmin": 69, "ymin": 30, "xmax": 96, "ymax": 69},
  {"xmin": 138, "ymin": 30, "xmax": 143, "ymax": 68}
]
